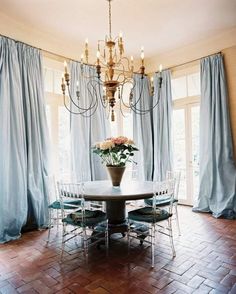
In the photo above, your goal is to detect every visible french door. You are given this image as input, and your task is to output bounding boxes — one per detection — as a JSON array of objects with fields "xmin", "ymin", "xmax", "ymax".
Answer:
[{"xmin": 173, "ymin": 103, "xmax": 200, "ymax": 205}]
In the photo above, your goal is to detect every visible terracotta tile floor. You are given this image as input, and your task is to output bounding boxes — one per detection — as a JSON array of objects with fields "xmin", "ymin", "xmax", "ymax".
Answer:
[{"xmin": 0, "ymin": 206, "xmax": 236, "ymax": 294}]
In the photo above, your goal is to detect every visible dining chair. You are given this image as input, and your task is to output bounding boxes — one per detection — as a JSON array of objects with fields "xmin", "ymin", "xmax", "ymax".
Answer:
[
  {"xmin": 127, "ymin": 179, "xmax": 176, "ymax": 268},
  {"xmin": 144, "ymin": 171, "xmax": 181, "ymax": 235},
  {"xmin": 58, "ymin": 182, "xmax": 108, "ymax": 263},
  {"xmin": 46, "ymin": 176, "xmax": 82, "ymax": 245}
]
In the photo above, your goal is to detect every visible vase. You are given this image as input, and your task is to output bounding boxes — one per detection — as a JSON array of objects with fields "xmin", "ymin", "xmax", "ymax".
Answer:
[{"xmin": 106, "ymin": 165, "xmax": 126, "ymax": 187}]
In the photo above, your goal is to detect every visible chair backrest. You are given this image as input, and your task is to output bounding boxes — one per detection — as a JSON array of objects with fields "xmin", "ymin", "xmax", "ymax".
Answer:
[
  {"xmin": 46, "ymin": 175, "xmax": 58, "ymax": 203},
  {"xmin": 166, "ymin": 171, "xmax": 181, "ymax": 200},
  {"xmin": 153, "ymin": 179, "xmax": 176, "ymax": 213},
  {"xmin": 57, "ymin": 182, "xmax": 85, "ymax": 217}
]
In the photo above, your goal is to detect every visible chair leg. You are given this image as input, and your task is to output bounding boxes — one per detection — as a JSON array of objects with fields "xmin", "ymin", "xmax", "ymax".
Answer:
[
  {"xmin": 83, "ymin": 227, "xmax": 89, "ymax": 265},
  {"xmin": 127, "ymin": 220, "xmax": 131, "ymax": 254},
  {"xmin": 61, "ymin": 222, "xmax": 67, "ymax": 261},
  {"xmin": 56, "ymin": 209, "xmax": 60, "ymax": 234},
  {"xmin": 175, "ymin": 203, "xmax": 181, "ymax": 236},
  {"xmin": 168, "ymin": 218, "xmax": 176, "ymax": 258},
  {"xmin": 46, "ymin": 208, "xmax": 52, "ymax": 245},
  {"xmin": 151, "ymin": 224, "xmax": 155, "ymax": 268},
  {"xmin": 105, "ymin": 220, "xmax": 109, "ymax": 257}
]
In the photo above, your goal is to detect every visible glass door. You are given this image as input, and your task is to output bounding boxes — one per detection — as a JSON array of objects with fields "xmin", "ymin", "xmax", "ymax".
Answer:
[{"xmin": 173, "ymin": 103, "xmax": 200, "ymax": 205}]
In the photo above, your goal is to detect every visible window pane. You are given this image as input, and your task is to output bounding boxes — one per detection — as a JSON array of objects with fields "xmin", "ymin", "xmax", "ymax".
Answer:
[
  {"xmin": 187, "ymin": 72, "xmax": 200, "ymax": 96},
  {"xmin": 171, "ymin": 76, "xmax": 187, "ymax": 100},
  {"xmin": 44, "ymin": 68, "xmax": 54, "ymax": 93},
  {"xmin": 58, "ymin": 107, "xmax": 71, "ymax": 181},
  {"xmin": 191, "ymin": 106, "xmax": 200, "ymax": 203},
  {"xmin": 45, "ymin": 105, "xmax": 52, "ymax": 139},
  {"xmin": 173, "ymin": 109, "xmax": 187, "ymax": 200}
]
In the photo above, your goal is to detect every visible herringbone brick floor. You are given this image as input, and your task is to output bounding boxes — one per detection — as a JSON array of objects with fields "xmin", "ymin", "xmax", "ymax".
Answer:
[{"xmin": 0, "ymin": 206, "xmax": 235, "ymax": 294}]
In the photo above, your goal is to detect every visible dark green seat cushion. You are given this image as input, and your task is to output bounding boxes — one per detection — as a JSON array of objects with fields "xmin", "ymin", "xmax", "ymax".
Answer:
[
  {"xmin": 144, "ymin": 197, "xmax": 178, "ymax": 207},
  {"xmin": 128, "ymin": 207, "xmax": 171, "ymax": 223},
  {"xmin": 62, "ymin": 210, "xmax": 106, "ymax": 227},
  {"xmin": 48, "ymin": 199, "xmax": 81, "ymax": 210}
]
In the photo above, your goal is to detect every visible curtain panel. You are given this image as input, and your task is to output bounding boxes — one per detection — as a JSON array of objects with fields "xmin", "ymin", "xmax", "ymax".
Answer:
[
  {"xmin": 133, "ymin": 74, "xmax": 153, "ymax": 181},
  {"xmin": 193, "ymin": 53, "xmax": 236, "ymax": 218},
  {"xmin": 0, "ymin": 36, "xmax": 50, "ymax": 243},
  {"xmin": 133, "ymin": 71, "xmax": 173, "ymax": 181},
  {"xmin": 152, "ymin": 70, "xmax": 173, "ymax": 181},
  {"xmin": 70, "ymin": 61, "xmax": 110, "ymax": 181}
]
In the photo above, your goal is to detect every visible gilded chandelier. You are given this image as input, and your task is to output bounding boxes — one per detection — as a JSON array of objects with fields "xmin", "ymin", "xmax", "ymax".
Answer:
[{"xmin": 61, "ymin": 0, "xmax": 162, "ymax": 121}]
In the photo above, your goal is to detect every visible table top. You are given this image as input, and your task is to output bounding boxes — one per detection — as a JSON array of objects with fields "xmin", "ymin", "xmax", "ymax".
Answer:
[{"xmin": 83, "ymin": 180, "xmax": 154, "ymax": 201}]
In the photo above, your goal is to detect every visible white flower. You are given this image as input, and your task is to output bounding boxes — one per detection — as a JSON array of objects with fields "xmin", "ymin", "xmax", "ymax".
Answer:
[
  {"xmin": 100, "ymin": 140, "xmax": 115, "ymax": 150},
  {"xmin": 127, "ymin": 139, "xmax": 135, "ymax": 145}
]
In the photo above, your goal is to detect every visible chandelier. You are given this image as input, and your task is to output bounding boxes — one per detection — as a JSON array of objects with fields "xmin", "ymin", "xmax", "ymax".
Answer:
[{"xmin": 61, "ymin": 0, "xmax": 162, "ymax": 121}]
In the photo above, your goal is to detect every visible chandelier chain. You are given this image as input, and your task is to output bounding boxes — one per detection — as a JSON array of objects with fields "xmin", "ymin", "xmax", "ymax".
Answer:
[{"xmin": 109, "ymin": 0, "xmax": 112, "ymax": 39}]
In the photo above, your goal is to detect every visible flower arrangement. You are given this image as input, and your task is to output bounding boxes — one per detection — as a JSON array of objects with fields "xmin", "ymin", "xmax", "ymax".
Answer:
[{"xmin": 93, "ymin": 136, "xmax": 138, "ymax": 167}]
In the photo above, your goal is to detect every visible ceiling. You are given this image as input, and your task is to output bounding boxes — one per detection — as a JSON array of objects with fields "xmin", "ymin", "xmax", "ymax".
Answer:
[{"xmin": 1, "ymin": 0, "xmax": 236, "ymax": 58}]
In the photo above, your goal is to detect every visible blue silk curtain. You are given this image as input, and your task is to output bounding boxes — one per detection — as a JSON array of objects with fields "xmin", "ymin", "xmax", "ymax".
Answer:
[
  {"xmin": 0, "ymin": 36, "xmax": 50, "ymax": 243},
  {"xmin": 133, "ymin": 71, "xmax": 173, "ymax": 181},
  {"xmin": 152, "ymin": 70, "xmax": 173, "ymax": 181},
  {"xmin": 133, "ymin": 74, "xmax": 153, "ymax": 180},
  {"xmin": 193, "ymin": 54, "xmax": 236, "ymax": 218},
  {"xmin": 70, "ymin": 61, "xmax": 110, "ymax": 181}
]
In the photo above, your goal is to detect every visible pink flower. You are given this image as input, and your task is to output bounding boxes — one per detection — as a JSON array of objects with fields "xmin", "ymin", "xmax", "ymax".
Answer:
[{"xmin": 111, "ymin": 136, "xmax": 128, "ymax": 145}]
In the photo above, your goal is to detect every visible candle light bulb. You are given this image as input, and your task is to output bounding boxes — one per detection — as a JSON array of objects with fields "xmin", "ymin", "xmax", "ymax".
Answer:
[
  {"xmin": 96, "ymin": 50, "xmax": 100, "ymax": 59},
  {"xmin": 119, "ymin": 31, "xmax": 123, "ymax": 39},
  {"xmin": 131, "ymin": 56, "xmax": 134, "ymax": 62},
  {"xmin": 159, "ymin": 64, "xmax": 163, "ymax": 72},
  {"xmin": 76, "ymin": 80, "xmax": 79, "ymax": 89},
  {"xmin": 85, "ymin": 38, "xmax": 88, "ymax": 45},
  {"xmin": 81, "ymin": 54, "xmax": 84, "ymax": 62},
  {"xmin": 141, "ymin": 47, "xmax": 144, "ymax": 60},
  {"xmin": 151, "ymin": 76, "xmax": 154, "ymax": 83}
]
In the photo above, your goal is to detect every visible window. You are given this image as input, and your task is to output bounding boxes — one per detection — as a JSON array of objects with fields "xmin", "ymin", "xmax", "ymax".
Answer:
[{"xmin": 172, "ymin": 64, "xmax": 200, "ymax": 205}]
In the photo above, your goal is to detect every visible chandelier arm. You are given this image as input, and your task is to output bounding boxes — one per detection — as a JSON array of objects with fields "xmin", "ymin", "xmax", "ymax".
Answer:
[
  {"xmin": 63, "ymin": 94, "xmax": 89, "ymax": 115},
  {"xmin": 119, "ymin": 78, "xmax": 134, "ymax": 109},
  {"xmin": 96, "ymin": 78, "xmax": 109, "ymax": 108},
  {"xmin": 117, "ymin": 72, "xmax": 128, "ymax": 84},
  {"xmin": 130, "ymin": 86, "xmax": 162, "ymax": 114},
  {"xmin": 119, "ymin": 98, "xmax": 130, "ymax": 118},
  {"xmin": 116, "ymin": 56, "xmax": 131, "ymax": 71},
  {"xmin": 78, "ymin": 81, "xmax": 100, "ymax": 118},
  {"xmin": 67, "ymin": 85, "xmax": 96, "ymax": 113},
  {"xmin": 128, "ymin": 77, "xmax": 157, "ymax": 114}
]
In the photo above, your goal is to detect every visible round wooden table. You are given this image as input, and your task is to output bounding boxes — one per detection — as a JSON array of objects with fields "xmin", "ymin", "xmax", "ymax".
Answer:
[{"xmin": 83, "ymin": 180, "xmax": 154, "ymax": 233}]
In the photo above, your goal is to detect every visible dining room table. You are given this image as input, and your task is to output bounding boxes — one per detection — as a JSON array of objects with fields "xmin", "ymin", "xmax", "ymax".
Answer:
[{"xmin": 83, "ymin": 180, "xmax": 154, "ymax": 234}]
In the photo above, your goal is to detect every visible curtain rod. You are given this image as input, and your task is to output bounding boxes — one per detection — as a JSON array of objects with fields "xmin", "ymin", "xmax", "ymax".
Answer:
[
  {"xmin": 155, "ymin": 51, "xmax": 222, "ymax": 73},
  {"xmin": 0, "ymin": 33, "xmax": 79, "ymax": 62},
  {"xmin": 0, "ymin": 33, "xmax": 139, "ymax": 74},
  {"xmin": 0, "ymin": 34, "xmax": 222, "ymax": 73}
]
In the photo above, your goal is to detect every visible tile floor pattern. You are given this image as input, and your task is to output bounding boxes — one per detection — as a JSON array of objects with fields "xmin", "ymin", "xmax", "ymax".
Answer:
[{"xmin": 0, "ymin": 206, "xmax": 236, "ymax": 294}]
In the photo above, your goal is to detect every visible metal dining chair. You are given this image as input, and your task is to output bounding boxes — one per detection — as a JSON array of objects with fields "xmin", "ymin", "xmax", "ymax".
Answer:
[
  {"xmin": 127, "ymin": 179, "xmax": 176, "ymax": 268},
  {"xmin": 58, "ymin": 182, "xmax": 109, "ymax": 263}
]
